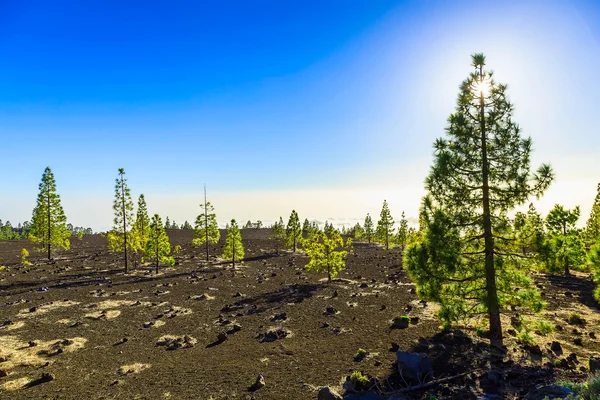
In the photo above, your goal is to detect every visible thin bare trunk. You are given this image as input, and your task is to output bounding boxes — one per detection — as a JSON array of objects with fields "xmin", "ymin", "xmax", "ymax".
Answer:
[{"xmin": 479, "ymin": 67, "xmax": 502, "ymax": 344}]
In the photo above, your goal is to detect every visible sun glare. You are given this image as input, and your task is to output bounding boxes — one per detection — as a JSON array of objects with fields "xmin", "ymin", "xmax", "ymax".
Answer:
[{"xmin": 472, "ymin": 76, "xmax": 491, "ymax": 98}]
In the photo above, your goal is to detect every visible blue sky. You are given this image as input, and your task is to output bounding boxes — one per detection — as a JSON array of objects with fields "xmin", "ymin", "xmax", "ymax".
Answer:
[{"xmin": 1, "ymin": 0, "xmax": 599, "ymax": 231}]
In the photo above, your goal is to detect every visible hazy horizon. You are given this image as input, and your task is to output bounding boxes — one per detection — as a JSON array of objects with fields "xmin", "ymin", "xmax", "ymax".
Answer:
[{"xmin": 1, "ymin": 0, "xmax": 599, "ymax": 232}]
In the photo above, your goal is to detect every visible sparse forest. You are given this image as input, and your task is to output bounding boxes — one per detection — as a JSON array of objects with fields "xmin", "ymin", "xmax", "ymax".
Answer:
[{"xmin": 2, "ymin": 54, "xmax": 600, "ymax": 400}]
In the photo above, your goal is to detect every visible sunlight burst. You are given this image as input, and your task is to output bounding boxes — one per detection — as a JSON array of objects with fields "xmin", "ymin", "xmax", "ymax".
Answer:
[{"xmin": 472, "ymin": 76, "xmax": 491, "ymax": 98}]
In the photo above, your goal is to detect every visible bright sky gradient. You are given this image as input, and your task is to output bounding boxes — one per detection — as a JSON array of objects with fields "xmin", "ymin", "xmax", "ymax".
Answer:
[{"xmin": 1, "ymin": 0, "xmax": 599, "ymax": 231}]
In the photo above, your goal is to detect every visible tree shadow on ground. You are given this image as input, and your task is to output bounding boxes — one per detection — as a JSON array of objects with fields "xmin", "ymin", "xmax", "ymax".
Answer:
[
  {"xmin": 347, "ymin": 330, "xmax": 562, "ymax": 399},
  {"xmin": 544, "ymin": 272, "xmax": 600, "ymax": 310},
  {"xmin": 0, "ymin": 263, "xmax": 228, "ymax": 297},
  {"xmin": 222, "ymin": 283, "xmax": 325, "ymax": 315}
]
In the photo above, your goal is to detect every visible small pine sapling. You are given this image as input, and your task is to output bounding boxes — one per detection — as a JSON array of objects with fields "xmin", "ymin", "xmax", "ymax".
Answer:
[
  {"xmin": 222, "ymin": 219, "xmax": 244, "ymax": 268},
  {"xmin": 304, "ymin": 230, "xmax": 350, "ymax": 281},
  {"xmin": 145, "ymin": 214, "xmax": 175, "ymax": 274}
]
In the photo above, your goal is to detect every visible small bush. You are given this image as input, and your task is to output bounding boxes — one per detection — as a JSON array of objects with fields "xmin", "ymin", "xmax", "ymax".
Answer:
[
  {"xmin": 559, "ymin": 373, "xmax": 600, "ymax": 399},
  {"xmin": 517, "ymin": 333, "xmax": 535, "ymax": 345},
  {"xmin": 349, "ymin": 371, "xmax": 369, "ymax": 388},
  {"xmin": 191, "ymin": 238, "xmax": 202, "ymax": 248},
  {"xmin": 534, "ymin": 320, "xmax": 555, "ymax": 336},
  {"xmin": 173, "ymin": 245, "xmax": 183, "ymax": 255},
  {"xmin": 354, "ymin": 348, "xmax": 368, "ymax": 361},
  {"xmin": 21, "ymin": 248, "xmax": 31, "ymax": 265},
  {"xmin": 401, "ymin": 315, "xmax": 411, "ymax": 322}
]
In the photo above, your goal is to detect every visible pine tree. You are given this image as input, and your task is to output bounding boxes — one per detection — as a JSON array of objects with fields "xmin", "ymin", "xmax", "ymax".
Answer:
[
  {"xmin": 182, "ymin": 220, "xmax": 192, "ymax": 230},
  {"xmin": 363, "ymin": 214, "xmax": 374, "ymax": 243},
  {"xmin": 222, "ymin": 219, "xmax": 244, "ymax": 268},
  {"xmin": 194, "ymin": 186, "xmax": 220, "ymax": 262},
  {"xmin": 543, "ymin": 205, "xmax": 586, "ymax": 275},
  {"xmin": 404, "ymin": 54, "xmax": 553, "ymax": 342},
  {"xmin": 29, "ymin": 167, "xmax": 70, "ymax": 259},
  {"xmin": 304, "ymin": 229, "xmax": 350, "ymax": 281},
  {"xmin": 271, "ymin": 217, "xmax": 285, "ymax": 253},
  {"xmin": 353, "ymin": 222, "xmax": 364, "ymax": 239},
  {"xmin": 302, "ymin": 218, "xmax": 311, "ymax": 237},
  {"xmin": 164, "ymin": 216, "xmax": 171, "ymax": 229},
  {"xmin": 145, "ymin": 214, "xmax": 174, "ymax": 274},
  {"xmin": 590, "ymin": 240, "xmax": 600, "ymax": 301},
  {"xmin": 396, "ymin": 211, "xmax": 409, "ymax": 251},
  {"xmin": 130, "ymin": 194, "xmax": 151, "ymax": 268},
  {"xmin": 324, "ymin": 220, "xmax": 336, "ymax": 236},
  {"xmin": 108, "ymin": 168, "xmax": 135, "ymax": 271},
  {"xmin": 514, "ymin": 203, "xmax": 545, "ymax": 258},
  {"xmin": 376, "ymin": 200, "xmax": 394, "ymax": 250},
  {"xmin": 286, "ymin": 210, "xmax": 302, "ymax": 252},
  {"xmin": 586, "ymin": 183, "xmax": 600, "ymax": 243},
  {"xmin": 244, "ymin": 220, "xmax": 253, "ymax": 229}
]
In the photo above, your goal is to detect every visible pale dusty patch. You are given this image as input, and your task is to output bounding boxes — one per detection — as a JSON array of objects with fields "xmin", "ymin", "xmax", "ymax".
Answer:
[
  {"xmin": 18, "ymin": 300, "xmax": 80, "ymax": 318},
  {"xmin": 118, "ymin": 363, "xmax": 151, "ymax": 375},
  {"xmin": 56, "ymin": 319, "xmax": 72, "ymax": 325},
  {"xmin": 94, "ymin": 300, "xmax": 140, "ymax": 310},
  {"xmin": 0, "ymin": 336, "xmax": 87, "ymax": 371},
  {"xmin": 1, "ymin": 377, "xmax": 32, "ymax": 391},
  {"xmin": 144, "ymin": 320, "xmax": 166, "ymax": 328},
  {"xmin": 0, "ymin": 321, "xmax": 25, "ymax": 331},
  {"xmin": 190, "ymin": 293, "xmax": 215, "ymax": 301},
  {"xmin": 85, "ymin": 310, "xmax": 121, "ymax": 320},
  {"xmin": 156, "ymin": 335, "xmax": 197, "ymax": 349}
]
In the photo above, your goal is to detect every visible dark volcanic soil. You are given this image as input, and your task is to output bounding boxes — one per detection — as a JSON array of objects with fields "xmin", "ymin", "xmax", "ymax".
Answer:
[{"xmin": 0, "ymin": 229, "xmax": 598, "ymax": 399}]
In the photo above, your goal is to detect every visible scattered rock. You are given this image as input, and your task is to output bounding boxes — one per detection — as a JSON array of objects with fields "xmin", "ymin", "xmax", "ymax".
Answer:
[
  {"xmin": 258, "ymin": 328, "xmax": 290, "ymax": 343},
  {"xmin": 24, "ymin": 373, "xmax": 54, "ymax": 388},
  {"xmin": 324, "ymin": 306, "xmax": 339, "ymax": 316},
  {"xmin": 156, "ymin": 335, "xmax": 197, "ymax": 350},
  {"xmin": 574, "ymin": 338, "xmax": 583, "ymax": 347},
  {"xmin": 318, "ymin": 386, "xmax": 343, "ymax": 400},
  {"xmin": 523, "ymin": 384, "xmax": 573, "ymax": 400},
  {"xmin": 249, "ymin": 373, "xmax": 265, "ymax": 391},
  {"xmin": 589, "ymin": 357, "xmax": 600, "ymax": 373},
  {"xmin": 0, "ymin": 369, "xmax": 7, "ymax": 378},
  {"xmin": 396, "ymin": 352, "xmax": 433, "ymax": 383},
  {"xmin": 391, "ymin": 316, "xmax": 410, "ymax": 329},
  {"xmin": 217, "ymin": 332, "xmax": 228, "ymax": 343},
  {"xmin": 271, "ymin": 313, "xmax": 287, "ymax": 322},
  {"xmin": 550, "ymin": 341, "xmax": 563, "ymax": 356}
]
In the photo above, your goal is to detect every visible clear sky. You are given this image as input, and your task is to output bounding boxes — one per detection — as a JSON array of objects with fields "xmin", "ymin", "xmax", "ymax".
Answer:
[{"xmin": 1, "ymin": 0, "xmax": 599, "ymax": 231}]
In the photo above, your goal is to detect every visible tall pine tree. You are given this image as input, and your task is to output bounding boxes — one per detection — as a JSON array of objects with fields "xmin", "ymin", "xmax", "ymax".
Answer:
[
  {"xmin": 29, "ymin": 167, "xmax": 70, "ymax": 259},
  {"xmin": 404, "ymin": 54, "xmax": 553, "ymax": 342},
  {"xmin": 363, "ymin": 214, "xmax": 374, "ymax": 243},
  {"xmin": 376, "ymin": 200, "xmax": 394, "ymax": 250},
  {"xmin": 586, "ymin": 183, "xmax": 600, "ymax": 243},
  {"xmin": 194, "ymin": 186, "xmax": 220, "ymax": 262},
  {"xmin": 286, "ymin": 210, "xmax": 302, "ymax": 252},
  {"xmin": 543, "ymin": 205, "xmax": 586, "ymax": 275},
  {"xmin": 396, "ymin": 211, "xmax": 409, "ymax": 251},
  {"xmin": 222, "ymin": 219, "xmax": 244, "ymax": 268},
  {"xmin": 130, "ymin": 194, "xmax": 151, "ymax": 267},
  {"xmin": 109, "ymin": 168, "xmax": 135, "ymax": 271}
]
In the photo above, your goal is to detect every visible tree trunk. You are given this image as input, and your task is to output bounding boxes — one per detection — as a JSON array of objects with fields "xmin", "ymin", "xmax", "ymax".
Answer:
[
  {"xmin": 479, "ymin": 72, "xmax": 502, "ymax": 344},
  {"xmin": 121, "ymin": 176, "xmax": 128, "ymax": 273},
  {"xmin": 563, "ymin": 224, "xmax": 570, "ymax": 275},
  {"xmin": 47, "ymin": 187, "xmax": 51, "ymax": 260},
  {"xmin": 232, "ymin": 239, "xmax": 236, "ymax": 269},
  {"xmin": 205, "ymin": 186, "xmax": 209, "ymax": 262},
  {"xmin": 155, "ymin": 239, "xmax": 159, "ymax": 275}
]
